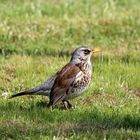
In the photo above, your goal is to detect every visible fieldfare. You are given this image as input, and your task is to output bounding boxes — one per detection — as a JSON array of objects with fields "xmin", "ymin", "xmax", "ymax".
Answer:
[{"xmin": 10, "ymin": 46, "xmax": 100, "ymax": 109}]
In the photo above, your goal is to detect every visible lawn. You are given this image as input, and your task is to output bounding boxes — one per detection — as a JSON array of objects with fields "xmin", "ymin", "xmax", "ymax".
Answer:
[{"xmin": 0, "ymin": 0, "xmax": 140, "ymax": 139}]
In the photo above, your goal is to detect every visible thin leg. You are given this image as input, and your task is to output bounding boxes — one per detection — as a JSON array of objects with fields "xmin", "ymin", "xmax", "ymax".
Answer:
[
  {"xmin": 47, "ymin": 102, "xmax": 53, "ymax": 110},
  {"xmin": 62, "ymin": 101, "xmax": 68, "ymax": 110},
  {"xmin": 66, "ymin": 100, "xmax": 72, "ymax": 109},
  {"xmin": 62, "ymin": 100, "xmax": 72, "ymax": 109}
]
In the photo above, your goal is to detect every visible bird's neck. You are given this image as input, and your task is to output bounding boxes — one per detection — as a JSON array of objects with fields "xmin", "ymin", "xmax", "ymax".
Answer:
[
  {"xmin": 78, "ymin": 61, "xmax": 92, "ymax": 73},
  {"xmin": 71, "ymin": 59, "xmax": 92, "ymax": 74}
]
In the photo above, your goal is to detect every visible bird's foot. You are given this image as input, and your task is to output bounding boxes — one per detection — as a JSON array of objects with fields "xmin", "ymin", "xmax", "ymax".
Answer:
[
  {"xmin": 62, "ymin": 100, "xmax": 72, "ymax": 110},
  {"xmin": 47, "ymin": 103, "xmax": 54, "ymax": 111}
]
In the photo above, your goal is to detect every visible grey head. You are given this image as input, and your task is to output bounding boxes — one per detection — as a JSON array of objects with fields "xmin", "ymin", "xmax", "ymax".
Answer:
[{"xmin": 70, "ymin": 46, "xmax": 94, "ymax": 64}]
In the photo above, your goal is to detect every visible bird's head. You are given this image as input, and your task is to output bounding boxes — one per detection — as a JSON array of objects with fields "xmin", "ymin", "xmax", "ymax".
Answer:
[{"xmin": 71, "ymin": 46, "xmax": 100, "ymax": 64}]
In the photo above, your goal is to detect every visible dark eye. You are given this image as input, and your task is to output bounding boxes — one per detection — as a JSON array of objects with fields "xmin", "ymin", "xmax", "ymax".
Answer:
[{"xmin": 84, "ymin": 49, "xmax": 90, "ymax": 55}]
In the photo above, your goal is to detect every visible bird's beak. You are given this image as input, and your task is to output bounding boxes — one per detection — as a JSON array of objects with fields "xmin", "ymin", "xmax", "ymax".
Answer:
[{"xmin": 91, "ymin": 48, "xmax": 101, "ymax": 53}]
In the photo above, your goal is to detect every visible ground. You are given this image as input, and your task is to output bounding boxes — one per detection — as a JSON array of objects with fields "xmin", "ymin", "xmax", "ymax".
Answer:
[{"xmin": 0, "ymin": 0, "xmax": 140, "ymax": 139}]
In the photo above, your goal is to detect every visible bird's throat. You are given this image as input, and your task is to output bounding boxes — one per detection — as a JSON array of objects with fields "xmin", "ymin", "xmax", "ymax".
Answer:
[{"xmin": 76, "ymin": 61, "xmax": 92, "ymax": 74}]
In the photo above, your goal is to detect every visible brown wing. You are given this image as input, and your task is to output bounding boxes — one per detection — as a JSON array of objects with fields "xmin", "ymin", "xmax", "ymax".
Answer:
[{"xmin": 48, "ymin": 63, "xmax": 81, "ymax": 106}]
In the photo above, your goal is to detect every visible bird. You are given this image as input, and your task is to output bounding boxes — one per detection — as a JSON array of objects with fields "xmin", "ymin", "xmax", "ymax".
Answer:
[{"xmin": 9, "ymin": 46, "xmax": 100, "ymax": 109}]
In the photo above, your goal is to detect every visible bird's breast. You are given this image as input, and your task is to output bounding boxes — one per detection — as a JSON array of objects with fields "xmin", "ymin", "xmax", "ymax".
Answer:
[{"xmin": 67, "ymin": 71, "xmax": 92, "ymax": 99}]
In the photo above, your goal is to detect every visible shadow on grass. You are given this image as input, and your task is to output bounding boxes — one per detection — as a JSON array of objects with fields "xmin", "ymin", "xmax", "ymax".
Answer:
[
  {"xmin": 1, "ymin": 100, "xmax": 140, "ymax": 131},
  {"xmin": 79, "ymin": 111, "xmax": 140, "ymax": 131},
  {"xmin": 0, "ymin": 99, "xmax": 140, "ymax": 139}
]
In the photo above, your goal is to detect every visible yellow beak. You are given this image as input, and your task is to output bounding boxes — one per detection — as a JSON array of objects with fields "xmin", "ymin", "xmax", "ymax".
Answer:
[{"xmin": 91, "ymin": 48, "xmax": 101, "ymax": 53}]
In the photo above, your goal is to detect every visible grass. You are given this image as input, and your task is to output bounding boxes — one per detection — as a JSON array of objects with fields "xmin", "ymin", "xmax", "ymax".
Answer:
[{"xmin": 0, "ymin": 0, "xmax": 140, "ymax": 139}]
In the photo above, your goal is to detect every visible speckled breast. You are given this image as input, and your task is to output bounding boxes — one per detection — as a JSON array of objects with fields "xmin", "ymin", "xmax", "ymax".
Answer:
[{"xmin": 67, "ymin": 72, "xmax": 91, "ymax": 99}]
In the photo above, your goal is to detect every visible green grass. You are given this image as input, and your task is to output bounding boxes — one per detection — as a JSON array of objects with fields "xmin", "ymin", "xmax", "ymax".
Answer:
[{"xmin": 0, "ymin": 0, "xmax": 140, "ymax": 139}]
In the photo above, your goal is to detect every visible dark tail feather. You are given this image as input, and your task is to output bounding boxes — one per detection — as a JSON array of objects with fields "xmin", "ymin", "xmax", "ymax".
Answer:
[
  {"xmin": 9, "ymin": 76, "xmax": 55, "ymax": 99},
  {"xmin": 9, "ymin": 91, "xmax": 33, "ymax": 99},
  {"xmin": 9, "ymin": 86, "xmax": 42, "ymax": 99}
]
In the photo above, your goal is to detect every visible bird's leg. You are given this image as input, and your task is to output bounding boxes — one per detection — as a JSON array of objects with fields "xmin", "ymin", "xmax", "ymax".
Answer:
[
  {"xmin": 62, "ymin": 101, "xmax": 68, "ymax": 110},
  {"xmin": 62, "ymin": 100, "xmax": 72, "ymax": 109},
  {"xmin": 66, "ymin": 100, "xmax": 72, "ymax": 109},
  {"xmin": 47, "ymin": 102, "xmax": 54, "ymax": 111}
]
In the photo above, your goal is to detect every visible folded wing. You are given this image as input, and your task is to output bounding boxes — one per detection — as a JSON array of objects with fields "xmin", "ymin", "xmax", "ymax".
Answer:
[{"xmin": 48, "ymin": 63, "xmax": 81, "ymax": 106}]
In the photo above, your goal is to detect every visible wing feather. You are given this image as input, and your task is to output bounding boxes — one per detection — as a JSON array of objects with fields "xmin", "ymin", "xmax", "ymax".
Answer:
[{"xmin": 49, "ymin": 63, "xmax": 81, "ymax": 106}]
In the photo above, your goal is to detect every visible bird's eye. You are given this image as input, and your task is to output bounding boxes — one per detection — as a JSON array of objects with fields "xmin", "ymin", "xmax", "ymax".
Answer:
[{"xmin": 84, "ymin": 49, "xmax": 90, "ymax": 55}]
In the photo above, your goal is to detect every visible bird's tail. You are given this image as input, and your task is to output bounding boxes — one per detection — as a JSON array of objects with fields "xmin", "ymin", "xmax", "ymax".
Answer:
[
  {"xmin": 9, "ymin": 74, "xmax": 57, "ymax": 99},
  {"xmin": 9, "ymin": 91, "xmax": 32, "ymax": 98},
  {"xmin": 9, "ymin": 86, "xmax": 49, "ymax": 99}
]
